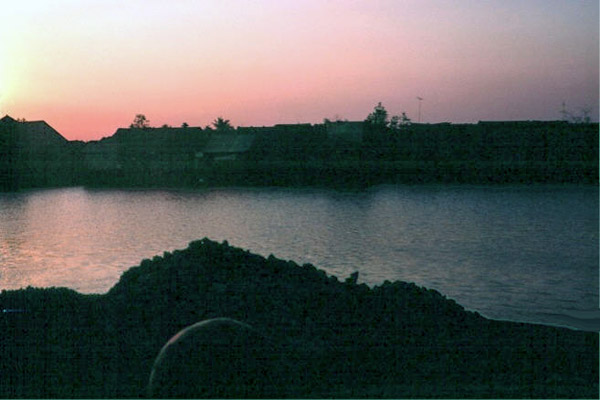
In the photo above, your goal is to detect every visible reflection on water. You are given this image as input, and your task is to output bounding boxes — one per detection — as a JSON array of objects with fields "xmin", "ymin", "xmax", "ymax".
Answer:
[{"xmin": 0, "ymin": 185, "xmax": 598, "ymax": 330}]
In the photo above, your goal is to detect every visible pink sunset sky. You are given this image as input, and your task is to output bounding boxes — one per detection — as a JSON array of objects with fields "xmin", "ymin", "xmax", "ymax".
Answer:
[{"xmin": 1, "ymin": 0, "xmax": 598, "ymax": 141}]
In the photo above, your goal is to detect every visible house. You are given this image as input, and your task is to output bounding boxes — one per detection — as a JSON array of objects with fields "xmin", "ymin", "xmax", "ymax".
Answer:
[
  {"xmin": 198, "ymin": 133, "xmax": 256, "ymax": 161},
  {"xmin": 0, "ymin": 115, "xmax": 68, "ymax": 147},
  {"xmin": 325, "ymin": 121, "xmax": 364, "ymax": 143},
  {"xmin": 0, "ymin": 115, "xmax": 70, "ymax": 188},
  {"xmin": 81, "ymin": 140, "xmax": 122, "ymax": 170},
  {"xmin": 82, "ymin": 126, "xmax": 209, "ymax": 171}
]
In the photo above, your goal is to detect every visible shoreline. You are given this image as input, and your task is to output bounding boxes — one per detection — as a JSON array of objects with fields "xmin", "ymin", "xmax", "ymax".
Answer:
[
  {"xmin": 1, "ymin": 239, "xmax": 597, "ymax": 398},
  {"xmin": 3, "ymin": 170, "xmax": 598, "ymax": 194}
]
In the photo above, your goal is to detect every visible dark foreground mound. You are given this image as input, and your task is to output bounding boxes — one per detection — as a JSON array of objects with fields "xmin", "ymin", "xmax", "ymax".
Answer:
[{"xmin": 0, "ymin": 239, "xmax": 597, "ymax": 398}]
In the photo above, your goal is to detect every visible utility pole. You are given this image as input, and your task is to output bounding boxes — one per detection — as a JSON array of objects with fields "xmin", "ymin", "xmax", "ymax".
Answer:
[{"xmin": 416, "ymin": 97, "xmax": 423, "ymax": 123}]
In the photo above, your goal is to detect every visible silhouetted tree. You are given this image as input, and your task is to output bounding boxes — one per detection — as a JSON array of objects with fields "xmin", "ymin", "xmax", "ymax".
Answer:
[
  {"xmin": 130, "ymin": 114, "xmax": 150, "ymax": 129},
  {"xmin": 389, "ymin": 112, "xmax": 411, "ymax": 131},
  {"xmin": 389, "ymin": 115, "xmax": 399, "ymax": 130},
  {"xmin": 181, "ymin": 122, "xmax": 189, "ymax": 128},
  {"xmin": 365, "ymin": 102, "xmax": 388, "ymax": 128},
  {"xmin": 560, "ymin": 102, "xmax": 592, "ymax": 124},
  {"xmin": 366, "ymin": 103, "xmax": 411, "ymax": 133},
  {"xmin": 400, "ymin": 112, "xmax": 411, "ymax": 125},
  {"xmin": 213, "ymin": 117, "xmax": 233, "ymax": 132},
  {"xmin": 571, "ymin": 107, "xmax": 592, "ymax": 124}
]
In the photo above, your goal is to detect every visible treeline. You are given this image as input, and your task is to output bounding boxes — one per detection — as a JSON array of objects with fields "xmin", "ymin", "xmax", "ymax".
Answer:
[
  {"xmin": 1, "ymin": 116, "xmax": 598, "ymax": 191},
  {"xmin": 246, "ymin": 121, "xmax": 597, "ymax": 163},
  {"xmin": 236, "ymin": 121, "xmax": 599, "ymax": 186},
  {"xmin": 368, "ymin": 121, "xmax": 597, "ymax": 164}
]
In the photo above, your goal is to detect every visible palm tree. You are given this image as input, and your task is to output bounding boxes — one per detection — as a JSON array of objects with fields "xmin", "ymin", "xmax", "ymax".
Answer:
[{"xmin": 212, "ymin": 117, "xmax": 233, "ymax": 132}]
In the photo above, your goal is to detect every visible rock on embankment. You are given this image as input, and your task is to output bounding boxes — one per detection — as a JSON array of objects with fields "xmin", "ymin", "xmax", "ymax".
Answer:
[{"xmin": 0, "ymin": 238, "xmax": 598, "ymax": 398}]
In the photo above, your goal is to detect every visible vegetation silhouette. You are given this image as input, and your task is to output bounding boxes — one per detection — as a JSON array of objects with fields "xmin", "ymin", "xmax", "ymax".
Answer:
[
  {"xmin": 365, "ymin": 101, "xmax": 389, "ymax": 128},
  {"xmin": 365, "ymin": 102, "xmax": 411, "ymax": 132},
  {"xmin": 0, "ymin": 239, "xmax": 597, "ymax": 398},
  {"xmin": 213, "ymin": 116, "xmax": 234, "ymax": 132},
  {"xmin": 0, "ymin": 105, "xmax": 598, "ymax": 191},
  {"xmin": 560, "ymin": 101, "xmax": 592, "ymax": 124},
  {"xmin": 130, "ymin": 114, "xmax": 150, "ymax": 129}
]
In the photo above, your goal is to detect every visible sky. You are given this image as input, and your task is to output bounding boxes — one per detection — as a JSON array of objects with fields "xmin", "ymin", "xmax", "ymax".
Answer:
[{"xmin": 0, "ymin": 0, "xmax": 598, "ymax": 141}]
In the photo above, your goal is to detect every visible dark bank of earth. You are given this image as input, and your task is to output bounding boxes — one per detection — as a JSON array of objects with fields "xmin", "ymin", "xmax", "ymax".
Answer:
[{"xmin": 0, "ymin": 239, "xmax": 597, "ymax": 398}]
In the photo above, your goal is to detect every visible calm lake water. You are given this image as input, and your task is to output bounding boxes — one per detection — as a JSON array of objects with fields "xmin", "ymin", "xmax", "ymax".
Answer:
[{"xmin": 0, "ymin": 185, "xmax": 598, "ymax": 331}]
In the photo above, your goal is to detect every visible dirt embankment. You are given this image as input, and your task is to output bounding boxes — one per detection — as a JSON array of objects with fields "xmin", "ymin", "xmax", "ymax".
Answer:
[{"xmin": 1, "ymin": 238, "xmax": 597, "ymax": 398}]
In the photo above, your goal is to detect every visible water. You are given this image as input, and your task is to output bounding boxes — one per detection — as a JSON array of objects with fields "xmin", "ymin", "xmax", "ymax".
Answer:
[{"xmin": 0, "ymin": 185, "xmax": 597, "ymax": 331}]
